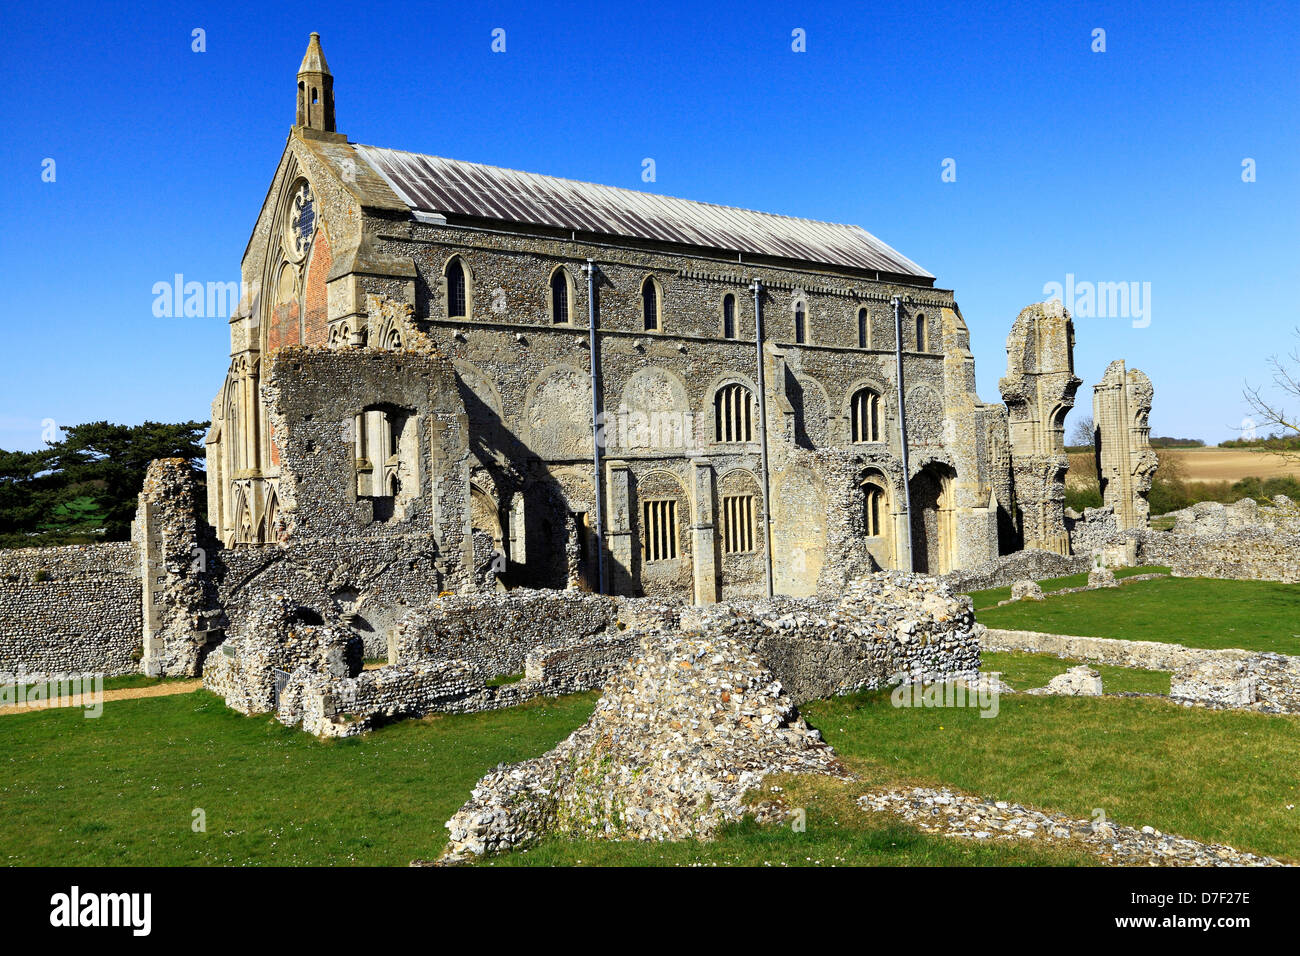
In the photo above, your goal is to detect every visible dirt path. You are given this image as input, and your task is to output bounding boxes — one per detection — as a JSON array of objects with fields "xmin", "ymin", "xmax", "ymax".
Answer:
[{"xmin": 0, "ymin": 679, "xmax": 202, "ymax": 716}]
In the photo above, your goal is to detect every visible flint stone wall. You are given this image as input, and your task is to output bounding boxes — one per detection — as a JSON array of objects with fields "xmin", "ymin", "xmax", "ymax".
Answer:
[
  {"xmin": 286, "ymin": 631, "xmax": 642, "ymax": 737},
  {"xmin": 440, "ymin": 630, "xmax": 849, "ymax": 862},
  {"xmin": 391, "ymin": 589, "xmax": 677, "ymax": 678},
  {"xmin": 0, "ymin": 542, "xmax": 142, "ymax": 679},
  {"xmin": 941, "ymin": 548, "xmax": 1090, "ymax": 595},
  {"xmin": 1136, "ymin": 498, "xmax": 1300, "ymax": 584},
  {"xmin": 217, "ymin": 574, "xmax": 982, "ymax": 738}
]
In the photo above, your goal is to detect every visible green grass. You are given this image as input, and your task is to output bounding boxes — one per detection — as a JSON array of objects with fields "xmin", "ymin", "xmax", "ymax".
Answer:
[
  {"xmin": 0, "ymin": 690, "xmax": 598, "ymax": 866},
  {"xmin": 981, "ymin": 651, "xmax": 1170, "ymax": 695},
  {"xmin": 976, "ymin": 576, "xmax": 1300, "ymax": 653},
  {"xmin": 7, "ymin": 675, "xmax": 1300, "ymax": 866},
  {"xmin": 967, "ymin": 565, "xmax": 1169, "ymax": 609},
  {"xmin": 800, "ymin": 690, "xmax": 1300, "ymax": 863},
  {"xmin": 486, "ymin": 672, "xmax": 525, "ymax": 688}
]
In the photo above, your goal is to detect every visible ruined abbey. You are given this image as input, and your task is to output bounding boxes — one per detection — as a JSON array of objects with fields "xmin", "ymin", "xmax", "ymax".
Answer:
[
  {"xmin": 206, "ymin": 35, "xmax": 1102, "ymax": 607},
  {"xmin": 2, "ymin": 34, "xmax": 1176, "ymax": 698}
]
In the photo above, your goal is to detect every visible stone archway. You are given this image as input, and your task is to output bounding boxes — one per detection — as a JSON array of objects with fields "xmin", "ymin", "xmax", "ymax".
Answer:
[{"xmin": 910, "ymin": 463, "xmax": 956, "ymax": 575}]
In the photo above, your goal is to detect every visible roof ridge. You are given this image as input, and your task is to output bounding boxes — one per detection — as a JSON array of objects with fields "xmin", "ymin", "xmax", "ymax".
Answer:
[
  {"xmin": 354, "ymin": 144, "xmax": 870, "ymax": 233},
  {"xmin": 350, "ymin": 143, "xmax": 933, "ymax": 279}
]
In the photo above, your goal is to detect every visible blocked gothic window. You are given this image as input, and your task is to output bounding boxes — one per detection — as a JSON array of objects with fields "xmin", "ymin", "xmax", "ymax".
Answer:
[
  {"xmin": 642, "ymin": 499, "xmax": 678, "ymax": 562},
  {"xmin": 354, "ymin": 406, "xmax": 409, "ymax": 521},
  {"xmin": 722, "ymin": 293, "xmax": 737, "ymax": 339},
  {"xmin": 858, "ymin": 308, "xmax": 870, "ymax": 348},
  {"xmin": 550, "ymin": 268, "xmax": 570, "ymax": 324},
  {"xmin": 445, "ymin": 258, "xmax": 468, "ymax": 318},
  {"xmin": 850, "ymin": 388, "xmax": 881, "ymax": 443},
  {"xmin": 714, "ymin": 383, "xmax": 754, "ymax": 443},
  {"xmin": 864, "ymin": 485, "xmax": 884, "ymax": 536},
  {"xmin": 916, "ymin": 314, "xmax": 928, "ymax": 352},
  {"xmin": 794, "ymin": 302, "xmax": 807, "ymax": 344},
  {"xmin": 721, "ymin": 494, "xmax": 755, "ymax": 554},
  {"xmin": 642, "ymin": 277, "xmax": 660, "ymax": 331}
]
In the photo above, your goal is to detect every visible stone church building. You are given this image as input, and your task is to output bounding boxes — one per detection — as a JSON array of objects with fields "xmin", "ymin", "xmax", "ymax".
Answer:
[{"xmin": 205, "ymin": 33, "xmax": 1083, "ymax": 612}]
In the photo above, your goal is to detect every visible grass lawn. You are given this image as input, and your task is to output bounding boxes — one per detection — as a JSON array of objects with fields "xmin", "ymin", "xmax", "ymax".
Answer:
[
  {"xmin": 0, "ymin": 690, "xmax": 598, "ymax": 866},
  {"xmin": 799, "ymin": 690, "xmax": 1300, "ymax": 863},
  {"xmin": 5, "ymin": 682, "xmax": 1299, "ymax": 866},
  {"xmin": 981, "ymin": 651, "xmax": 1170, "ymax": 695},
  {"xmin": 967, "ymin": 566, "xmax": 1169, "ymax": 609},
  {"xmin": 975, "ymin": 576, "xmax": 1300, "ymax": 653}
]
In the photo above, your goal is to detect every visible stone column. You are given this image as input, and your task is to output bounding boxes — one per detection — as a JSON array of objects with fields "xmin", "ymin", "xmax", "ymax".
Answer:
[
  {"xmin": 1093, "ymin": 360, "xmax": 1158, "ymax": 531},
  {"xmin": 689, "ymin": 458, "xmax": 718, "ymax": 605},
  {"xmin": 604, "ymin": 459, "xmax": 634, "ymax": 595}
]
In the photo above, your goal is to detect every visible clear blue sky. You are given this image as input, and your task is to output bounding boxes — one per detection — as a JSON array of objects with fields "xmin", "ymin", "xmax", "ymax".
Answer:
[{"xmin": 2, "ymin": 0, "xmax": 1296, "ymax": 451}]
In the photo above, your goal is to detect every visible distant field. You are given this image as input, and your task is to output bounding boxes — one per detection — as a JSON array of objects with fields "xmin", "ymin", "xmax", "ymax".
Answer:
[
  {"xmin": 1163, "ymin": 447, "xmax": 1300, "ymax": 484},
  {"xmin": 1065, "ymin": 445, "xmax": 1299, "ymax": 488}
]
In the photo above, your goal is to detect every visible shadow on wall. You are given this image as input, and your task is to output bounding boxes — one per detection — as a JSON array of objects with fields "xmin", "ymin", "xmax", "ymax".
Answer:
[{"xmin": 455, "ymin": 370, "xmax": 621, "ymax": 595}]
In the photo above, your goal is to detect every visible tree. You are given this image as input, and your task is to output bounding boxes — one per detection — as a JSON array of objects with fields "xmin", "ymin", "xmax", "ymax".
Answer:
[
  {"xmin": 1244, "ymin": 328, "xmax": 1300, "ymax": 463},
  {"xmin": 1068, "ymin": 415, "xmax": 1095, "ymax": 448},
  {"xmin": 0, "ymin": 420, "xmax": 207, "ymax": 547}
]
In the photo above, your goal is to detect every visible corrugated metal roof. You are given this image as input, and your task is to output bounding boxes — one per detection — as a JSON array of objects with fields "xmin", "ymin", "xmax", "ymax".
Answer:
[{"xmin": 352, "ymin": 145, "xmax": 933, "ymax": 279}]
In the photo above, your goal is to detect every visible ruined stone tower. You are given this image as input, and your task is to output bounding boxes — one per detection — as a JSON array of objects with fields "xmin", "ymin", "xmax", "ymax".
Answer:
[
  {"xmin": 1093, "ymin": 360, "xmax": 1158, "ymax": 531},
  {"xmin": 998, "ymin": 303, "xmax": 1081, "ymax": 554}
]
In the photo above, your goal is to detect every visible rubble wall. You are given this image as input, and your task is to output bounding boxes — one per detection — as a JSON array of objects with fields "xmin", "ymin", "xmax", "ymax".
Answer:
[{"xmin": 0, "ymin": 543, "xmax": 142, "ymax": 678}]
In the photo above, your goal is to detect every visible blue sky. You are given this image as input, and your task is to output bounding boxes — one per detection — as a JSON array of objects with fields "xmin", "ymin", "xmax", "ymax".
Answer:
[{"xmin": 1, "ymin": 0, "xmax": 1296, "ymax": 451}]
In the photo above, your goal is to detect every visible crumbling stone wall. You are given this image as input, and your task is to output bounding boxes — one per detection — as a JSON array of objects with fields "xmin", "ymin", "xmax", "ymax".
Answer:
[
  {"xmin": 441, "ymin": 630, "xmax": 850, "ymax": 861},
  {"xmin": 437, "ymin": 571, "xmax": 982, "ymax": 862},
  {"xmin": 0, "ymin": 543, "xmax": 142, "ymax": 679},
  {"xmin": 202, "ymin": 595, "xmax": 362, "ymax": 714},
  {"xmin": 135, "ymin": 458, "xmax": 221, "ymax": 677},
  {"xmin": 942, "ymin": 548, "xmax": 1091, "ymax": 595},
  {"xmin": 390, "ymin": 589, "xmax": 635, "ymax": 677},
  {"xmin": 1093, "ymin": 360, "xmax": 1158, "ymax": 531},
  {"xmin": 998, "ymin": 304, "xmax": 1081, "ymax": 554},
  {"xmin": 211, "ymin": 573, "xmax": 981, "ymax": 742},
  {"xmin": 1065, "ymin": 496, "xmax": 1300, "ymax": 584}
]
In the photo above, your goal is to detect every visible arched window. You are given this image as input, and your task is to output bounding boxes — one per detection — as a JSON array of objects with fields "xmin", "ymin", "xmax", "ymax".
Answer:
[
  {"xmin": 641, "ymin": 276, "xmax": 660, "ymax": 331},
  {"xmin": 915, "ymin": 313, "xmax": 928, "ymax": 352},
  {"xmin": 794, "ymin": 302, "xmax": 807, "ymax": 344},
  {"xmin": 722, "ymin": 293, "xmax": 737, "ymax": 339},
  {"xmin": 858, "ymin": 308, "xmax": 870, "ymax": 349},
  {"xmin": 714, "ymin": 383, "xmax": 754, "ymax": 443},
  {"xmin": 445, "ymin": 258, "xmax": 468, "ymax": 319},
  {"xmin": 550, "ymin": 268, "xmax": 570, "ymax": 324},
  {"xmin": 864, "ymin": 484, "xmax": 884, "ymax": 537},
  {"xmin": 850, "ymin": 387, "xmax": 881, "ymax": 443}
]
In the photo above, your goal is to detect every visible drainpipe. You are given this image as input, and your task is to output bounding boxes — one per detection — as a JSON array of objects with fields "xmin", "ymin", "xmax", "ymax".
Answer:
[
  {"xmin": 753, "ymin": 279, "xmax": 774, "ymax": 597},
  {"xmin": 893, "ymin": 295, "xmax": 914, "ymax": 570},
  {"xmin": 584, "ymin": 259, "xmax": 607, "ymax": 595}
]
